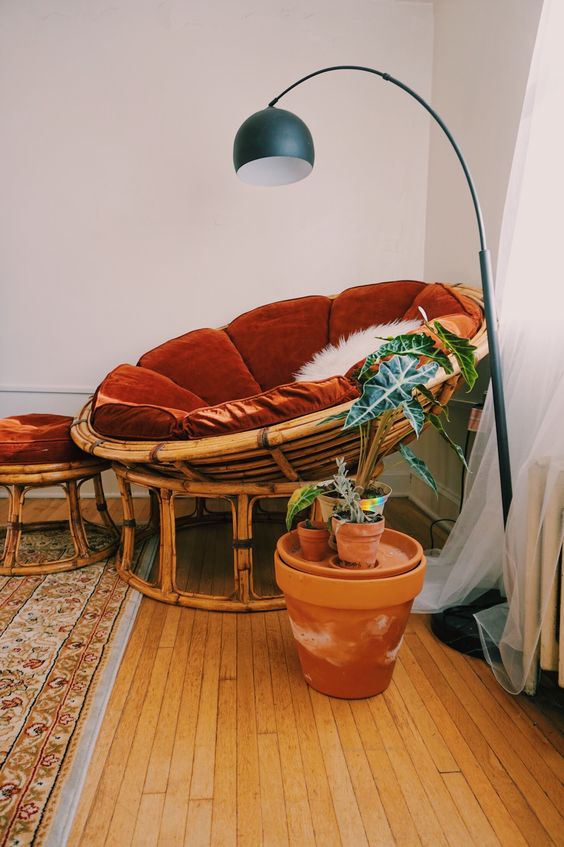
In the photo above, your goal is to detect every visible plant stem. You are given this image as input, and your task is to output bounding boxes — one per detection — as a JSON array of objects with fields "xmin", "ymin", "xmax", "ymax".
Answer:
[{"xmin": 356, "ymin": 410, "xmax": 394, "ymax": 491}]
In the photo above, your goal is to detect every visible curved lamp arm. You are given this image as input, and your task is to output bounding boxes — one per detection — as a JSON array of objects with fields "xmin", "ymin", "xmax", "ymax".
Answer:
[{"xmin": 238, "ymin": 64, "xmax": 513, "ymax": 523}]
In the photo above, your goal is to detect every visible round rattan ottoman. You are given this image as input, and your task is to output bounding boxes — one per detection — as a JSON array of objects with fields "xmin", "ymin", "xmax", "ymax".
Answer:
[{"xmin": 0, "ymin": 414, "xmax": 119, "ymax": 575}]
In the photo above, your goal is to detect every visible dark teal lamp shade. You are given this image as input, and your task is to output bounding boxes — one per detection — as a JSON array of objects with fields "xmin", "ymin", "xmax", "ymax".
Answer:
[{"xmin": 233, "ymin": 107, "xmax": 315, "ymax": 186}]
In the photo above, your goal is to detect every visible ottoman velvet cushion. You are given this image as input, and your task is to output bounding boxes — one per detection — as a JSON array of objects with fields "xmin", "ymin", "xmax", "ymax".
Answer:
[{"xmin": 0, "ymin": 414, "xmax": 85, "ymax": 465}]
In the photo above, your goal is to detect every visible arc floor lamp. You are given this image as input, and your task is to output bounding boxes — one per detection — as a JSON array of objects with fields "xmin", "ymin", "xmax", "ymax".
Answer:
[{"xmin": 233, "ymin": 66, "xmax": 513, "ymax": 655}]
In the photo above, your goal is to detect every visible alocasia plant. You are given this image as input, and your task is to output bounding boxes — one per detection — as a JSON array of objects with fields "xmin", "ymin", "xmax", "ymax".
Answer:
[{"xmin": 287, "ymin": 314, "xmax": 479, "ymax": 529}]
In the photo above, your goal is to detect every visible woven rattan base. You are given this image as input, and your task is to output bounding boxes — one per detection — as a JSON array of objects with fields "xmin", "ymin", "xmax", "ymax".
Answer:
[
  {"xmin": 0, "ymin": 460, "xmax": 119, "ymax": 575},
  {"xmin": 112, "ymin": 462, "xmax": 305, "ymax": 611}
]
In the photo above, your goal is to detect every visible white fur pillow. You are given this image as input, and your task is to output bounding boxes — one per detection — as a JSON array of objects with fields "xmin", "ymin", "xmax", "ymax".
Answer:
[{"xmin": 293, "ymin": 319, "xmax": 421, "ymax": 382}]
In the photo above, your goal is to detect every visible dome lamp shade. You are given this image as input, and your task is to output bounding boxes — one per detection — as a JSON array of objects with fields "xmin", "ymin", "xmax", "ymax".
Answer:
[{"xmin": 233, "ymin": 107, "xmax": 314, "ymax": 186}]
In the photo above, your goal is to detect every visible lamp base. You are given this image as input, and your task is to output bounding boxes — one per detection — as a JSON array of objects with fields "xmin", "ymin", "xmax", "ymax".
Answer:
[{"xmin": 430, "ymin": 589, "xmax": 504, "ymax": 658}]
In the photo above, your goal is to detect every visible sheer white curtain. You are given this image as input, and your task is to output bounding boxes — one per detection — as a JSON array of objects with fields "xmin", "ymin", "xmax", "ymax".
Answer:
[{"xmin": 414, "ymin": 0, "xmax": 564, "ymax": 694}]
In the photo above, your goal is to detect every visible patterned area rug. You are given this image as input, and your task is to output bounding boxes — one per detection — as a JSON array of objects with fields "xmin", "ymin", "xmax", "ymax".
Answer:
[{"xmin": 0, "ymin": 533, "xmax": 148, "ymax": 846}]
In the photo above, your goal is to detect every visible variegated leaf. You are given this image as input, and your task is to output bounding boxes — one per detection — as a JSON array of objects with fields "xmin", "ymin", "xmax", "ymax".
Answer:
[
  {"xmin": 343, "ymin": 356, "xmax": 438, "ymax": 430},
  {"xmin": 399, "ymin": 443, "xmax": 438, "ymax": 495},
  {"xmin": 431, "ymin": 322, "xmax": 478, "ymax": 390},
  {"xmin": 286, "ymin": 484, "xmax": 322, "ymax": 531},
  {"xmin": 377, "ymin": 333, "xmax": 453, "ymax": 374},
  {"xmin": 402, "ymin": 397, "xmax": 426, "ymax": 437},
  {"xmin": 428, "ymin": 413, "xmax": 469, "ymax": 470}
]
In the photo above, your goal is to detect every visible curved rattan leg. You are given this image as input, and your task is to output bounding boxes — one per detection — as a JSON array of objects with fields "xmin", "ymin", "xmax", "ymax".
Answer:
[
  {"xmin": 93, "ymin": 473, "xmax": 119, "ymax": 536},
  {"xmin": 1, "ymin": 485, "xmax": 24, "ymax": 572},
  {"xmin": 66, "ymin": 479, "xmax": 90, "ymax": 562},
  {"xmin": 233, "ymin": 493, "xmax": 252, "ymax": 605},
  {"xmin": 158, "ymin": 489, "xmax": 179, "ymax": 603},
  {"xmin": 117, "ymin": 476, "xmax": 136, "ymax": 578}
]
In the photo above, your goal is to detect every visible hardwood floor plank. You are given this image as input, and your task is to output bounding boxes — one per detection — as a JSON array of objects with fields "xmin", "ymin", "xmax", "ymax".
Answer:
[
  {"xmin": 350, "ymin": 700, "xmax": 422, "ymax": 847},
  {"xmin": 309, "ymin": 691, "xmax": 369, "ymax": 846},
  {"xmin": 252, "ymin": 613, "xmax": 277, "ymax": 735},
  {"xmin": 368, "ymin": 695, "xmax": 448, "ymax": 847},
  {"xmin": 398, "ymin": 642, "xmax": 528, "ymax": 847},
  {"xmin": 406, "ymin": 631, "xmax": 554, "ymax": 846},
  {"xmin": 185, "ymin": 798, "xmax": 213, "ymax": 847},
  {"xmin": 220, "ymin": 612, "xmax": 237, "ymax": 681},
  {"xmin": 264, "ymin": 613, "xmax": 316, "ymax": 847},
  {"xmin": 104, "ymin": 643, "xmax": 174, "ymax": 846},
  {"xmin": 210, "ymin": 678, "xmax": 237, "ymax": 847},
  {"xmin": 258, "ymin": 732, "xmax": 290, "ymax": 846},
  {"xmin": 158, "ymin": 604, "xmax": 182, "ymax": 649},
  {"xmin": 330, "ymin": 699, "xmax": 395, "ymax": 846},
  {"xmin": 236, "ymin": 615, "xmax": 262, "ymax": 846},
  {"xmin": 391, "ymin": 656, "xmax": 459, "ymax": 774},
  {"xmin": 144, "ymin": 608, "xmax": 195, "ymax": 794},
  {"xmin": 413, "ymin": 620, "xmax": 563, "ymax": 844},
  {"xmin": 449, "ymin": 655, "xmax": 564, "ymax": 809},
  {"xmin": 131, "ymin": 793, "xmax": 166, "ymax": 847},
  {"xmin": 158, "ymin": 611, "xmax": 209, "ymax": 847},
  {"xmin": 442, "ymin": 772, "xmax": 500, "ymax": 847},
  {"xmin": 67, "ymin": 598, "xmax": 156, "ymax": 846},
  {"xmin": 190, "ymin": 613, "xmax": 223, "ymax": 800},
  {"xmin": 383, "ymin": 680, "xmax": 471, "ymax": 846},
  {"xmin": 279, "ymin": 614, "xmax": 342, "ymax": 846},
  {"xmin": 465, "ymin": 654, "xmax": 564, "ymax": 780},
  {"xmin": 75, "ymin": 601, "xmax": 169, "ymax": 847}
]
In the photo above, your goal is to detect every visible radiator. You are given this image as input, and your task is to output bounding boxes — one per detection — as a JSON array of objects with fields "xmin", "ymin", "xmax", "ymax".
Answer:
[{"xmin": 524, "ymin": 461, "xmax": 564, "ymax": 695}]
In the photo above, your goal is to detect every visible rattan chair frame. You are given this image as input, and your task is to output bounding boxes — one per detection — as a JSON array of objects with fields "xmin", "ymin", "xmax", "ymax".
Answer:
[{"xmin": 70, "ymin": 283, "xmax": 487, "ymax": 610}]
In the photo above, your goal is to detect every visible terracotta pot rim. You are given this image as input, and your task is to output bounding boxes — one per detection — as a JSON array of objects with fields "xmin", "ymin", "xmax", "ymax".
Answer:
[{"xmin": 275, "ymin": 552, "xmax": 426, "ymax": 609}]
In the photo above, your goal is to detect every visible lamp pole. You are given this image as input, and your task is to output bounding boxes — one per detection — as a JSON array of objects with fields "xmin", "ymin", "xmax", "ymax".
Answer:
[
  {"xmin": 263, "ymin": 64, "xmax": 513, "ymax": 524},
  {"xmin": 234, "ymin": 66, "xmax": 513, "ymax": 655}
]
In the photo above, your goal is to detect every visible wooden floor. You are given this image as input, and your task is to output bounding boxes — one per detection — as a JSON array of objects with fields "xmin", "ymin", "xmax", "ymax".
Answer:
[{"xmin": 8, "ymin": 498, "xmax": 564, "ymax": 846}]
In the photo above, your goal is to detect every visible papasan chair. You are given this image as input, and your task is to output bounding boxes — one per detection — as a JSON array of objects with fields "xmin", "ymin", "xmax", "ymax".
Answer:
[{"xmin": 72, "ymin": 280, "xmax": 487, "ymax": 610}]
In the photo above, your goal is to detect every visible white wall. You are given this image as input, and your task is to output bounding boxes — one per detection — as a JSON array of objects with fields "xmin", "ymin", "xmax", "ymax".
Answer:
[
  {"xmin": 412, "ymin": 0, "xmax": 543, "ymax": 518},
  {"xmin": 0, "ymin": 0, "xmax": 433, "ymax": 427}
]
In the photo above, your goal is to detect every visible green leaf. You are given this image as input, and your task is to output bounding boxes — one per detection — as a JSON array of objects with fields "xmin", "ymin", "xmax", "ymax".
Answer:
[
  {"xmin": 431, "ymin": 322, "xmax": 478, "ymax": 390},
  {"xmin": 285, "ymin": 484, "xmax": 323, "ymax": 531},
  {"xmin": 416, "ymin": 384, "xmax": 450, "ymax": 420},
  {"xmin": 377, "ymin": 333, "xmax": 453, "ymax": 374},
  {"xmin": 318, "ymin": 409, "xmax": 348, "ymax": 427},
  {"xmin": 399, "ymin": 443, "xmax": 438, "ymax": 495},
  {"xmin": 343, "ymin": 355, "xmax": 439, "ymax": 430},
  {"xmin": 358, "ymin": 351, "xmax": 381, "ymax": 381},
  {"xmin": 402, "ymin": 397, "xmax": 426, "ymax": 437},
  {"xmin": 428, "ymin": 413, "xmax": 469, "ymax": 470}
]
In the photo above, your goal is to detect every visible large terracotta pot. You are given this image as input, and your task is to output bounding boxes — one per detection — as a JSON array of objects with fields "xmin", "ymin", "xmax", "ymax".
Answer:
[{"xmin": 275, "ymin": 529, "xmax": 426, "ymax": 699}]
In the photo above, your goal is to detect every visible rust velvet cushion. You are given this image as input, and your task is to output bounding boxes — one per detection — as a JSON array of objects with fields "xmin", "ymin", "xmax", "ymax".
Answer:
[
  {"xmin": 92, "ymin": 366, "xmax": 358, "ymax": 441},
  {"xmin": 226, "ymin": 295, "xmax": 332, "ymax": 389},
  {"xmin": 183, "ymin": 377, "xmax": 359, "ymax": 439},
  {"xmin": 92, "ymin": 364, "xmax": 206, "ymax": 440},
  {"xmin": 90, "ymin": 281, "xmax": 482, "ymax": 443},
  {"xmin": 0, "ymin": 414, "xmax": 86, "ymax": 465},
  {"xmin": 403, "ymin": 282, "xmax": 482, "ymax": 334},
  {"xmin": 138, "ymin": 328, "xmax": 261, "ymax": 405},
  {"xmin": 330, "ymin": 281, "xmax": 425, "ymax": 344}
]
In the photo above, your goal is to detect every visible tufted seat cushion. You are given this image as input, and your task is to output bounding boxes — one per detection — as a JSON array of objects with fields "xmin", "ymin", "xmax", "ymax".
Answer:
[
  {"xmin": 91, "ymin": 281, "xmax": 482, "ymax": 442},
  {"xmin": 0, "ymin": 414, "xmax": 86, "ymax": 465}
]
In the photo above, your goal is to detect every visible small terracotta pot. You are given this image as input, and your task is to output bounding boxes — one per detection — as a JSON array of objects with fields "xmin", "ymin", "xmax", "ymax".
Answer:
[
  {"xmin": 332, "ymin": 517, "xmax": 385, "ymax": 569},
  {"xmin": 297, "ymin": 521, "xmax": 330, "ymax": 562}
]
